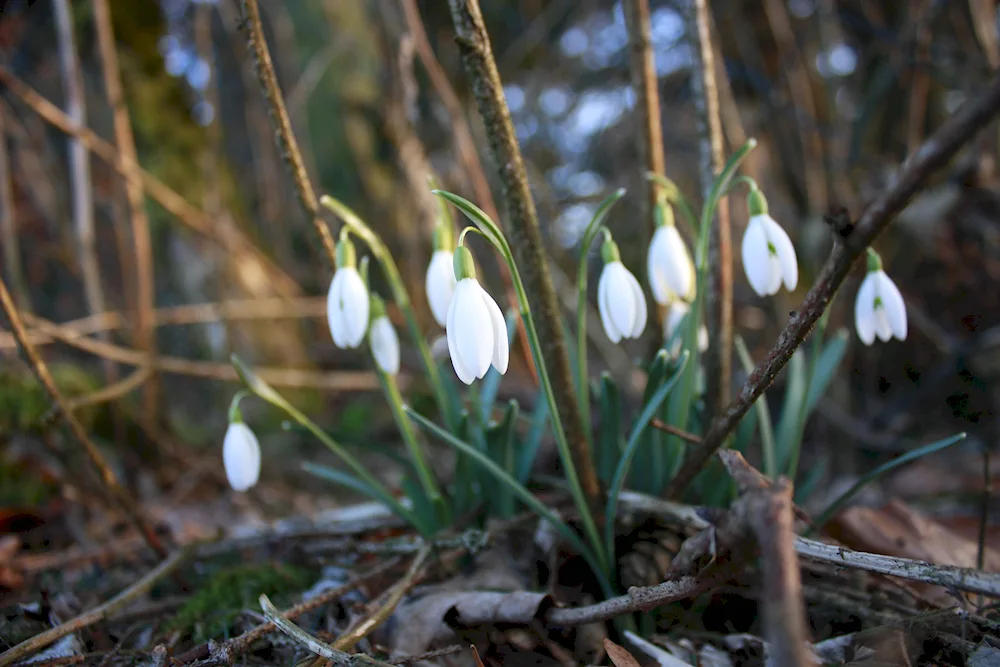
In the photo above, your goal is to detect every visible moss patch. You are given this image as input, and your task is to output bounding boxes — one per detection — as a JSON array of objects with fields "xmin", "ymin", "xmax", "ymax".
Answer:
[{"xmin": 169, "ymin": 563, "xmax": 313, "ymax": 642}]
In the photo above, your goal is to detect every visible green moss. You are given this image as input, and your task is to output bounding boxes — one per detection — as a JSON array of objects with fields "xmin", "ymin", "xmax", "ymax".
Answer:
[
  {"xmin": 0, "ymin": 364, "xmax": 101, "ymax": 434},
  {"xmin": 168, "ymin": 563, "xmax": 313, "ymax": 641}
]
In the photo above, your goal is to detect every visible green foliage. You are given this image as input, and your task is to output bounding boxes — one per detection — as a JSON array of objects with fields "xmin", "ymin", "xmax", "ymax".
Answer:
[
  {"xmin": 169, "ymin": 563, "xmax": 312, "ymax": 641},
  {"xmin": 0, "ymin": 364, "xmax": 100, "ymax": 435}
]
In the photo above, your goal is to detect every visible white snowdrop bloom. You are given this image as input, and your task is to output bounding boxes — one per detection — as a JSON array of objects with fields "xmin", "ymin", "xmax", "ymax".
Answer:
[
  {"xmin": 647, "ymin": 220, "xmax": 695, "ymax": 305},
  {"xmin": 663, "ymin": 300, "xmax": 708, "ymax": 355},
  {"xmin": 327, "ymin": 237, "xmax": 369, "ymax": 349},
  {"xmin": 597, "ymin": 238, "xmax": 647, "ymax": 343},
  {"xmin": 855, "ymin": 250, "xmax": 907, "ymax": 345},
  {"xmin": 223, "ymin": 421, "xmax": 261, "ymax": 492},
  {"xmin": 368, "ymin": 298, "xmax": 400, "ymax": 375},
  {"xmin": 446, "ymin": 245, "xmax": 509, "ymax": 384},
  {"xmin": 425, "ymin": 250, "xmax": 456, "ymax": 327},
  {"xmin": 741, "ymin": 188, "xmax": 798, "ymax": 297}
]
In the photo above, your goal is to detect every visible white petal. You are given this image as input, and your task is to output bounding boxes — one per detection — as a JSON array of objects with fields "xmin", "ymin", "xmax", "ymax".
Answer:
[
  {"xmin": 742, "ymin": 217, "xmax": 774, "ymax": 297},
  {"xmin": 223, "ymin": 422, "xmax": 261, "ymax": 492},
  {"xmin": 762, "ymin": 215, "xmax": 798, "ymax": 291},
  {"xmin": 426, "ymin": 251, "xmax": 456, "ymax": 327},
  {"xmin": 854, "ymin": 273, "xmax": 877, "ymax": 346},
  {"xmin": 327, "ymin": 273, "xmax": 348, "ymax": 347},
  {"xmin": 698, "ymin": 325, "xmax": 709, "ymax": 352},
  {"xmin": 646, "ymin": 227, "xmax": 673, "ymax": 305},
  {"xmin": 604, "ymin": 263, "xmax": 637, "ymax": 340},
  {"xmin": 661, "ymin": 225, "xmax": 695, "ymax": 300},
  {"xmin": 875, "ymin": 271, "xmax": 907, "ymax": 341},
  {"xmin": 448, "ymin": 278, "xmax": 493, "ymax": 380},
  {"xmin": 664, "ymin": 300, "xmax": 688, "ymax": 341},
  {"xmin": 340, "ymin": 268, "xmax": 370, "ymax": 348},
  {"xmin": 480, "ymin": 284, "xmax": 509, "ymax": 374},
  {"xmin": 369, "ymin": 316, "xmax": 400, "ymax": 375},
  {"xmin": 874, "ymin": 308, "xmax": 893, "ymax": 342},
  {"xmin": 446, "ymin": 309, "xmax": 476, "ymax": 385},
  {"xmin": 598, "ymin": 264, "xmax": 623, "ymax": 343},
  {"xmin": 623, "ymin": 267, "xmax": 647, "ymax": 337}
]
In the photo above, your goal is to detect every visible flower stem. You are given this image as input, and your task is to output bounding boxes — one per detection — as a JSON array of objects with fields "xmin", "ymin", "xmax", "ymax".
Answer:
[
  {"xmin": 320, "ymin": 195, "xmax": 456, "ymax": 431},
  {"xmin": 435, "ymin": 190, "xmax": 609, "ymax": 576},
  {"xmin": 574, "ymin": 190, "xmax": 626, "ymax": 442},
  {"xmin": 378, "ymin": 367, "xmax": 448, "ymax": 528}
]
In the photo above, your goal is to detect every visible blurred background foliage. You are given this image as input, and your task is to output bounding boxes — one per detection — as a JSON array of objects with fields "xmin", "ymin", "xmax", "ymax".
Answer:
[{"xmin": 1, "ymin": 0, "xmax": 999, "ymax": 511}]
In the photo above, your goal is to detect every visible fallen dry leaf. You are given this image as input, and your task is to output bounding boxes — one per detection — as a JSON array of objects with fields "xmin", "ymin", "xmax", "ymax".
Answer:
[{"xmin": 604, "ymin": 638, "xmax": 642, "ymax": 667}]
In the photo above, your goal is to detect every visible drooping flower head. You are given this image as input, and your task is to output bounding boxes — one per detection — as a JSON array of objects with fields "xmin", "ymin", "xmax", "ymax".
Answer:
[
  {"xmin": 741, "ymin": 188, "xmax": 798, "ymax": 297},
  {"xmin": 223, "ymin": 393, "xmax": 261, "ymax": 492},
  {"xmin": 368, "ymin": 295, "xmax": 401, "ymax": 375},
  {"xmin": 647, "ymin": 201, "xmax": 695, "ymax": 305},
  {"xmin": 597, "ymin": 234, "xmax": 647, "ymax": 343},
  {"xmin": 327, "ymin": 235, "xmax": 370, "ymax": 349},
  {"xmin": 855, "ymin": 248, "xmax": 907, "ymax": 345},
  {"xmin": 445, "ymin": 243, "xmax": 509, "ymax": 385},
  {"xmin": 425, "ymin": 223, "xmax": 457, "ymax": 327}
]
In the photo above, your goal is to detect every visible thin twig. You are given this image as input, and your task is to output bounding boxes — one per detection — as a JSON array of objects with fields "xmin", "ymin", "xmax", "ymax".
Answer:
[
  {"xmin": 0, "ymin": 296, "xmax": 328, "ymax": 349},
  {"xmin": 399, "ymin": 0, "xmax": 534, "ymax": 379},
  {"xmin": 650, "ymin": 418, "xmax": 702, "ymax": 444},
  {"xmin": 93, "ymin": 0, "xmax": 161, "ymax": 417},
  {"xmin": 978, "ymin": 447, "xmax": 991, "ymax": 608},
  {"xmin": 259, "ymin": 595, "xmax": 391, "ymax": 667},
  {"xmin": 667, "ymin": 71, "xmax": 1000, "ymax": 498},
  {"xmin": 687, "ymin": 0, "xmax": 733, "ymax": 419},
  {"xmin": 622, "ymin": 0, "xmax": 665, "ymax": 234},
  {"xmin": 54, "ymin": 0, "xmax": 118, "ymax": 399},
  {"xmin": 17, "ymin": 313, "xmax": 384, "ymax": 392},
  {"xmin": 0, "ymin": 548, "xmax": 189, "ymax": 667},
  {"xmin": 0, "ymin": 65, "xmax": 300, "ymax": 297},
  {"xmin": 0, "ymin": 276, "xmax": 166, "ymax": 559},
  {"xmin": 238, "ymin": 0, "xmax": 337, "ymax": 269},
  {"xmin": 175, "ymin": 556, "xmax": 404, "ymax": 664},
  {"xmin": 331, "ymin": 546, "xmax": 431, "ymax": 651},
  {"xmin": 65, "ymin": 366, "xmax": 151, "ymax": 412},
  {"xmin": 748, "ymin": 479, "xmax": 816, "ymax": 667},
  {"xmin": 0, "ymin": 106, "xmax": 29, "ymax": 309},
  {"xmin": 446, "ymin": 0, "xmax": 599, "ymax": 507}
]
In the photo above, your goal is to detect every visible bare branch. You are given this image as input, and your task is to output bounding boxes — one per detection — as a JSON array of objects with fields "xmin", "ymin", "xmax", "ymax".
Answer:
[
  {"xmin": 446, "ymin": 0, "xmax": 600, "ymax": 507},
  {"xmin": 0, "ymin": 275, "xmax": 167, "ymax": 560},
  {"xmin": 667, "ymin": 71, "xmax": 1000, "ymax": 498}
]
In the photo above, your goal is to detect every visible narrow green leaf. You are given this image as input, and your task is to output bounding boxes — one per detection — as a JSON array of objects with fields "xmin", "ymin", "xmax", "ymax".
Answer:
[
  {"xmin": 605, "ymin": 351, "xmax": 689, "ymax": 562},
  {"xmin": 517, "ymin": 394, "xmax": 549, "ymax": 484},
  {"xmin": 596, "ymin": 373, "xmax": 623, "ymax": 484},
  {"xmin": 812, "ymin": 432, "xmax": 967, "ymax": 531},
  {"xmin": 734, "ymin": 337, "xmax": 777, "ymax": 479},
  {"xmin": 805, "ymin": 329, "xmax": 849, "ymax": 414},
  {"xmin": 485, "ymin": 400, "xmax": 520, "ymax": 517},
  {"xmin": 776, "ymin": 350, "xmax": 807, "ymax": 472},
  {"xmin": 301, "ymin": 463, "xmax": 377, "ymax": 498},
  {"xmin": 431, "ymin": 190, "xmax": 507, "ymax": 253},
  {"xmin": 406, "ymin": 406, "xmax": 613, "ymax": 596}
]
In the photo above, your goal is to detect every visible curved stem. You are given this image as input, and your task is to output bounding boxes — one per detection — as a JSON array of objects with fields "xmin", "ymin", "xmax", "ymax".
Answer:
[
  {"xmin": 320, "ymin": 195, "xmax": 455, "ymax": 431},
  {"xmin": 673, "ymin": 139, "xmax": 758, "ymax": 455},
  {"xmin": 379, "ymin": 366, "xmax": 448, "ymax": 528},
  {"xmin": 722, "ymin": 175, "xmax": 759, "ymax": 198},
  {"xmin": 574, "ymin": 189, "xmax": 627, "ymax": 442},
  {"xmin": 434, "ymin": 190, "xmax": 609, "ymax": 576},
  {"xmin": 645, "ymin": 172, "xmax": 699, "ymax": 237},
  {"xmin": 231, "ymin": 354, "xmax": 426, "ymax": 532}
]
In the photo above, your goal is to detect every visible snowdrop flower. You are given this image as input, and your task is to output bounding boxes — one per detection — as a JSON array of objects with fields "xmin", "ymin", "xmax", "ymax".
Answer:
[
  {"xmin": 663, "ymin": 299, "xmax": 708, "ymax": 355},
  {"xmin": 223, "ymin": 413, "xmax": 261, "ymax": 492},
  {"xmin": 597, "ymin": 236, "xmax": 647, "ymax": 343},
  {"xmin": 647, "ymin": 203, "xmax": 695, "ymax": 305},
  {"xmin": 855, "ymin": 249, "xmax": 907, "ymax": 345},
  {"xmin": 368, "ymin": 296, "xmax": 400, "ymax": 375},
  {"xmin": 741, "ymin": 188, "xmax": 798, "ymax": 297},
  {"xmin": 446, "ymin": 245, "xmax": 508, "ymax": 384},
  {"xmin": 327, "ymin": 236, "xmax": 369, "ymax": 349},
  {"xmin": 425, "ymin": 225, "xmax": 457, "ymax": 327}
]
